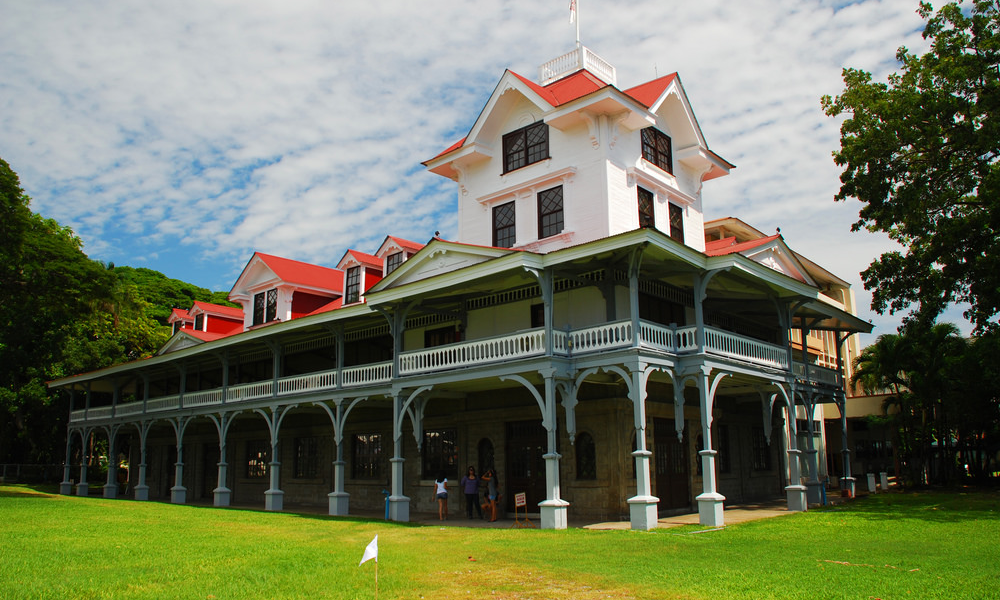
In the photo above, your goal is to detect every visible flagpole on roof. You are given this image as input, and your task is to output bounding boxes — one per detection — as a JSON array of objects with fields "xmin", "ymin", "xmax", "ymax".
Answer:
[{"xmin": 570, "ymin": 0, "xmax": 580, "ymax": 47}]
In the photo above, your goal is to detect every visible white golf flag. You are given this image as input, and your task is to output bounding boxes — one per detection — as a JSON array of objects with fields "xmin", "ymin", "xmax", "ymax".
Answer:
[{"xmin": 359, "ymin": 535, "xmax": 378, "ymax": 565}]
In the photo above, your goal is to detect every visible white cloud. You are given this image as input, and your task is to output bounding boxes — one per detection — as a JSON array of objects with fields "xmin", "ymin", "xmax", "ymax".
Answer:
[{"xmin": 0, "ymin": 0, "xmax": 966, "ymax": 340}]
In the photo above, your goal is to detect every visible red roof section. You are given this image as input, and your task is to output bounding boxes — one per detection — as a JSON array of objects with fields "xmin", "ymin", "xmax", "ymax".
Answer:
[
  {"xmin": 189, "ymin": 301, "xmax": 243, "ymax": 320},
  {"xmin": 168, "ymin": 308, "xmax": 192, "ymax": 323},
  {"xmin": 343, "ymin": 249, "xmax": 382, "ymax": 270},
  {"xmin": 431, "ymin": 69, "xmax": 678, "ymax": 163},
  {"xmin": 255, "ymin": 252, "xmax": 344, "ymax": 292},
  {"xmin": 622, "ymin": 73, "xmax": 678, "ymax": 108},
  {"xmin": 705, "ymin": 235, "xmax": 782, "ymax": 257},
  {"xmin": 183, "ymin": 330, "xmax": 230, "ymax": 343},
  {"xmin": 305, "ymin": 297, "xmax": 343, "ymax": 317},
  {"xmin": 386, "ymin": 236, "xmax": 424, "ymax": 254}
]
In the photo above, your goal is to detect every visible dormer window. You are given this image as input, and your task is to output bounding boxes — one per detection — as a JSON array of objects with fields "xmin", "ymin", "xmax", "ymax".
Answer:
[
  {"xmin": 345, "ymin": 267, "xmax": 361, "ymax": 304},
  {"xmin": 252, "ymin": 288, "xmax": 278, "ymax": 325},
  {"xmin": 194, "ymin": 314, "xmax": 204, "ymax": 331},
  {"xmin": 503, "ymin": 122, "xmax": 548, "ymax": 173},
  {"xmin": 385, "ymin": 252, "xmax": 403, "ymax": 275},
  {"xmin": 641, "ymin": 127, "xmax": 673, "ymax": 174}
]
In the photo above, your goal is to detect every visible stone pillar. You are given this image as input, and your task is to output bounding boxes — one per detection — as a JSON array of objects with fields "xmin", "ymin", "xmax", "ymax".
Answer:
[
  {"xmin": 76, "ymin": 431, "xmax": 90, "ymax": 497},
  {"xmin": 264, "ymin": 458, "xmax": 283, "ymax": 511},
  {"xmin": 329, "ymin": 453, "xmax": 349, "ymax": 516},
  {"xmin": 213, "ymin": 460, "xmax": 231, "ymax": 507},
  {"xmin": 786, "ymin": 448, "xmax": 808, "ymax": 511},
  {"xmin": 170, "ymin": 454, "xmax": 187, "ymax": 504}
]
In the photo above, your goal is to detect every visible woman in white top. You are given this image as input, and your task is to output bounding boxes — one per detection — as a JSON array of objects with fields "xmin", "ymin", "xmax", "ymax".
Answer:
[{"xmin": 433, "ymin": 472, "xmax": 448, "ymax": 521}]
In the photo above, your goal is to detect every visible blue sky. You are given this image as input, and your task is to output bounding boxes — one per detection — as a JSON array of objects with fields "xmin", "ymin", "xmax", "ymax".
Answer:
[{"xmin": 1, "ymin": 0, "xmax": 966, "ymax": 344}]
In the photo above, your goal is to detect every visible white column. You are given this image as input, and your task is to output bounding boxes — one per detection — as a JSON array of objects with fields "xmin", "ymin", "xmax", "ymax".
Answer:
[
  {"xmin": 627, "ymin": 365, "xmax": 658, "ymax": 530},
  {"xmin": 538, "ymin": 374, "xmax": 569, "ymax": 529},
  {"xmin": 784, "ymin": 408, "xmax": 807, "ymax": 512},
  {"xmin": 103, "ymin": 429, "xmax": 118, "ymax": 499},
  {"xmin": 388, "ymin": 392, "xmax": 410, "ymax": 522},
  {"xmin": 59, "ymin": 432, "xmax": 74, "ymax": 495},
  {"xmin": 695, "ymin": 369, "xmax": 725, "ymax": 526},
  {"xmin": 134, "ymin": 422, "xmax": 150, "ymax": 501}
]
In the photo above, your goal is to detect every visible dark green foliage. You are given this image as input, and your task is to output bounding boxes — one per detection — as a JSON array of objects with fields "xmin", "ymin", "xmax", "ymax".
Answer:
[
  {"xmin": 852, "ymin": 322, "xmax": 999, "ymax": 485},
  {"xmin": 823, "ymin": 1, "xmax": 1000, "ymax": 333},
  {"xmin": 0, "ymin": 157, "xmax": 233, "ymax": 464}
]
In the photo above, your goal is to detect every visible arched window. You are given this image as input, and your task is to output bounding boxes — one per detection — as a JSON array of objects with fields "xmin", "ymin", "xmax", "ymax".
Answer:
[{"xmin": 576, "ymin": 432, "xmax": 597, "ymax": 480}]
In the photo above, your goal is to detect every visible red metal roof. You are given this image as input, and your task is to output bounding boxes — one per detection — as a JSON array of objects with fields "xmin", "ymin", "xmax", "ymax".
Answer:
[
  {"xmin": 254, "ymin": 252, "xmax": 344, "ymax": 292},
  {"xmin": 704, "ymin": 235, "xmax": 782, "ymax": 257},
  {"xmin": 343, "ymin": 249, "xmax": 382, "ymax": 270},
  {"xmin": 189, "ymin": 301, "xmax": 243, "ymax": 320},
  {"xmin": 386, "ymin": 236, "xmax": 424, "ymax": 254},
  {"xmin": 622, "ymin": 73, "xmax": 678, "ymax": 108},
  {"xmin": 430, "ymin": 69, "xmax": 679, "ymax": 163}
]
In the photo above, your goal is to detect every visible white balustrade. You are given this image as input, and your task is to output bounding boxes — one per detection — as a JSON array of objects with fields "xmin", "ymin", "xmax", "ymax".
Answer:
[
  {"xmin": 69, "ymin": 409, "xmax": 86, "ymax": 422},
  {"xmin": 342, "ymin": 362, "xmax": 392, "ymax": 387},
  {"xmin": 277, "ymin": 370, "xmax": 338, "ymax": 394},
  {"xmin": 674, "ymin": 326, "xmax": 699, "ymax": 352},
  {"xmin": 569, "ymin": 321, "xmax": 633, "ymax": 353},
  {"xmin": 226, "ymin": 381, "xmax": 273, "ymax": 402},
  {"xmin": 703, "ymin": 328, "xmax": 788, "ymax": 369},
  {"xmin": 146, "ymin": 395, "xmax": 180, "ymax": 412},
  {"xmin": 115, "ymin": 403, "xmax": 146, "ymax": 417},
  {"xmin": 399, "ymin": 329, "xmax": 548, "ymax": 375},
  {"xmin": 638, "ymin": 321, "xmax": 675, "ymax": 352},
  {"xmin": 184, "ymin": 389, "xmax": 225, "ymax": 407}
]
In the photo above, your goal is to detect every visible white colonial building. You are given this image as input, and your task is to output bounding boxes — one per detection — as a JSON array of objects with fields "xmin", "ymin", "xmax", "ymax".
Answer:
[{"xmin": 50, "ymin": 46, "xmax": 870, "ymax": 530}]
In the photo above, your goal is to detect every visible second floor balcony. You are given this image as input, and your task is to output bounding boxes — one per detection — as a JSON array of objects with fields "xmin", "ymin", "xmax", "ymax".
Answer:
[{"xmin": 69, "ymin": 319, "xmax": 842, "ymax": 423}]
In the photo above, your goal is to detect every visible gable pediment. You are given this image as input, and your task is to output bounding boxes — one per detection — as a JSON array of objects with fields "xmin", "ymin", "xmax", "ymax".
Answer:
[
  {"xmin": 158, "ymin": 331, "xmax": 205, "ymax": 355},
  {"xmin": 229, "ymin": 255, "xmax": 280, "ymax": 300},
  {"xmin": 742, "ymin": 241, "xmax": 815, "ymax": 286},
  {"xmin": 368, "ymin": 240, "xmax": 513, "ymax": 292}
]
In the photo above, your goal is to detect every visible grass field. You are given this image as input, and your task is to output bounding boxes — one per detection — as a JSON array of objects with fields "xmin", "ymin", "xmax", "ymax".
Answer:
[{"xmin": 1, "ymin": 485, "xmax": 998, "ymax": 599}]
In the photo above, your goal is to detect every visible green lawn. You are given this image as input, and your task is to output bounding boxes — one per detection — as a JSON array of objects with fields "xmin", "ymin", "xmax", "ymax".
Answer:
[{"xmin": 1, "ymin": 485, "xmax": 997, "ymax": 599}]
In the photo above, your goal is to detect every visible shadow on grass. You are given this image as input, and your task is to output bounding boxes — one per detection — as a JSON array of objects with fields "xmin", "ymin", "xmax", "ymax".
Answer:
[{"xmin": 818, "ymin": 486, "xmax": 1000, "ymax": 524}]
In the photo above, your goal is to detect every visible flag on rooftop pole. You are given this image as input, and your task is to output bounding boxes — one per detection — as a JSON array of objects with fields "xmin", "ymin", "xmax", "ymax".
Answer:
[
  {"xmin": 359, "ymin": 534, "xmax": 378, "ymax": 565},
  {"xmin": 569, "ymin": 0, "xmax": 577, "ymax": 23}
]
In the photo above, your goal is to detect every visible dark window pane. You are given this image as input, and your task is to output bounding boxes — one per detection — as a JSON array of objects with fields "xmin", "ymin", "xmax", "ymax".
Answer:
[
  {"xmin": 265, "ymin": 288, "xmax": 278, "ymax": 322},
  {"xmin": 253, "ymin": 292, "xmax": 265, "ymax": 326},
  {"xmin": 538, "ymin": 185, "xmax": 563, "ymax": 239},
  {"xmin": 346, "ymin": 266, "xmax": 361, "ymax": 304},
  {"xmin": 669, "ymin": 203, "xmax": 684, "ymax": 243},
  {"xmin": 352, "ymin": 433, "xmax": 383, "ymax": 479},
  {"xmin": 385, "ymin": 252, "xmax": 403, "ymax": 274},
  {"xmin": 422, "ymin": 429, "xmax": 458, "ymax": 478},
  {"xmin": 638, "ymin": 186, "xmax": 655, "ymax": 228},
  {"xmin": 246, "ymin": 440, "xmax": 269, "ymax": 478},
  {"xmin": 294, "ymin": 437, "xmax": 319, "ymax": 479},
  {"xmin": 641, "ymin": 127, "xmax": 672, "ymax": 174},
  {"xmin": 503, "ymin": 122, "xmax": 549, "ymax": 174},
  {"xmin": 493, "ymin": 202, "xmax": 516, "ymax": 248},
  {"xmin": 576, "ymin": 432, "xmax": 597, "ymax": 480}
]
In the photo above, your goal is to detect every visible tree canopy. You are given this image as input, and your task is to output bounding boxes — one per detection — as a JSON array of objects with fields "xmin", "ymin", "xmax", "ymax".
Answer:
[
  {"xmin": 822, "ymin": 0, "xmax": 1000, "ymax": 333},
  {"xmin": 0, "ymin": 157, "xmax": 233, "ymax": 464}
]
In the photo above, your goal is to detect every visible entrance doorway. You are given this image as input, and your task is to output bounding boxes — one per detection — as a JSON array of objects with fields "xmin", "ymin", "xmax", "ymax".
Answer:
[
  {"xmin": 504, "ymin": 421, "xmax": 547, "ymax": 513},
  {"xmin": 653, "ymin": 418, "xmax": 691, "ymax": 512}
]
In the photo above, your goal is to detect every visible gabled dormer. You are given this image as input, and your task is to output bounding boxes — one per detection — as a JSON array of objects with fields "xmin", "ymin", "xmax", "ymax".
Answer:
[
  {"xmin": 423, "ymin": 45, "xmax": 733, "ymax": 255},
  {"xmin": 167, "ymin": 308, "xmax": 194, "ymax": 335},
  {"xmin": 374, "ymin": 236, "xmax": 424, "ymax": 276},
  {"xmin": 187, "ymin": 301, "xmax": 244, "ymax": 336},
  {"xmin": 229, "ymin": 252, "xmax": 344, "ymax": 330},
  {"xmin": 336, "ymin": 250, "xmax": 383, "ymax": 306}
]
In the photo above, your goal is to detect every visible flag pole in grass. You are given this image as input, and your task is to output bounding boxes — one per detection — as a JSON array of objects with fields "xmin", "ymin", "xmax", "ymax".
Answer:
[{"xmin": 359, "ymin": 534, "xmax": 378, "ymax": 600}]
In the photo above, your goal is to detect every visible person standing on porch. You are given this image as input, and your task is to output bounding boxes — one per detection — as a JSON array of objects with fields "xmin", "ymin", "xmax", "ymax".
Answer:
[
  {"xmin": 482, "ymin": 468, "xmax": 499, "ymax": 522},
  {"xmin": 433, "ymin": 472, "xmax": 449, "ymax": 521},
  {"xmin": 460, "ymin": 466, "xmax": 483, "ymax": 519}
]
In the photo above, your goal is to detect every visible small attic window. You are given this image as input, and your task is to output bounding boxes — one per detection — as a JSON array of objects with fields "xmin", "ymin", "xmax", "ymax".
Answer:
[
  {"xmin": 503, "ymin": 122, "xmax": 548, "ymax": 173},
  {"xmin": 345, "ymin": 266, "xmax": 361, "ymax": 304},
  {"xmin": 385, "ymin": 252, "xmax": 403, "ymax": 275},
  {"xmin": 641, "ymin": 127, "xmax": 673, "ymax": 174}
]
